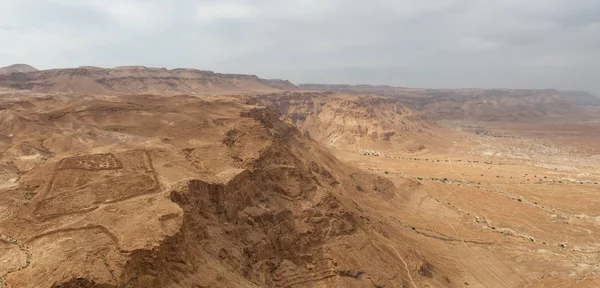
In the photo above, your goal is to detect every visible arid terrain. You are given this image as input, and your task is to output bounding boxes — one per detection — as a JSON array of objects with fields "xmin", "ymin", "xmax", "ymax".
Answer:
[{"xmin": 1, "ymin": 65, "xmax": 599, "ymax": 288}]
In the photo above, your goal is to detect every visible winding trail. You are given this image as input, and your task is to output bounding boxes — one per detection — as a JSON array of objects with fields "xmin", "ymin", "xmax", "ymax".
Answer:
[
  {"xmin": 386, "ymin": 240, "xmax": 418, "ymax": 288},
  {"xmin": 369, "ymin": 229, "xmax": 418, "ymax": 288}
]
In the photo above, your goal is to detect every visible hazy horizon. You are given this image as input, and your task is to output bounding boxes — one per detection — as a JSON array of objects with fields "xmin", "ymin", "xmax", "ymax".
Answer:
[{"xmin": 1, "ymin": 1, "xmax": 599, "ymax": 95}]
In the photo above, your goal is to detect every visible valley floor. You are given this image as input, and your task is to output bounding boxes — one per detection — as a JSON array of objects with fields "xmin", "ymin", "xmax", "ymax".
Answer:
[{"xmin": 332, "ymin": 121, "xmax": 600, "ymax": 287}]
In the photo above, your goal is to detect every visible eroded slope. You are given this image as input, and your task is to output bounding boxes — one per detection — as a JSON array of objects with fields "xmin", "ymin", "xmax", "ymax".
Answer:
[
  {"xmin": 248, "ymin": 92, "xmax": 441, "ymax": 154},
  {"xmin": 0, "ymin": 93, "xmax": 447, "ymax": 287}
]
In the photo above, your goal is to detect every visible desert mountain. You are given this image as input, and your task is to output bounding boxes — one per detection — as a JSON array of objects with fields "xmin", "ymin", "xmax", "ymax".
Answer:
[
  {"xmin": 0, "ymin": 92, "xmax": 443, "ymax": 287},
  {"xmin": 0, "ymin": 64, "xmax": 38, "ymax": 74},
  {"xmin": 1, "ymin": 67, "xmax": 600, "ymax": 287},
  {"xmin": 0, "ymin": 66, "xmax": 293, "ymax": 95},
  {"xmin": 300, "ymin": 84, "xmax": 600, "ymax": 122}
]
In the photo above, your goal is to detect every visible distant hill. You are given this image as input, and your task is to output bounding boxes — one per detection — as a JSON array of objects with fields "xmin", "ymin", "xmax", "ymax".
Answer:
[
  {"xmin": 558, "ymin": 90, "xmax": 600, "ymax": 106},
  {"xmin": 0, "ymin": 64, "xmax": 38, "ymax": 74},
  {"xmin": 298, "ymin": 84, "xmax": 599, "ymax": 122},
  {"xmin": 299, "ymin": 84, "xmax": 600, "ymax": 105},
  {"xmin": 0, "ymin": 65, "xmax": 293, "ymax": 95}
]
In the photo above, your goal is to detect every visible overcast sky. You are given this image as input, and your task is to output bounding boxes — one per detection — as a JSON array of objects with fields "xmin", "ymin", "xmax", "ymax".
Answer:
[{"xmin": 1, "ymin": 0, "xmax": 599, "ymax": 94}]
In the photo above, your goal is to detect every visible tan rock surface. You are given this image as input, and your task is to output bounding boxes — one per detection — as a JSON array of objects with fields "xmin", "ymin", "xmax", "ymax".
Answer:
[{"xmin": 0, "ymin": 70, "xmax": 599, "ymax": 287}]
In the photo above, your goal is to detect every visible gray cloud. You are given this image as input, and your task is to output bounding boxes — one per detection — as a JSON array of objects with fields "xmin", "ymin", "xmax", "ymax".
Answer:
[{"xmin": 1, "ymin": 0, "xmax": 599, "ymax": 95}]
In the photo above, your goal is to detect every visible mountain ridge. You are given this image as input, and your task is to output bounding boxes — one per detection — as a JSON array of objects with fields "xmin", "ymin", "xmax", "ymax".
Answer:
[
  {"xmin": 0, "ymin": 65, "xmax": 298, "ymax": 95},
  {"xmin": 298, "ymin": 83, "xmax": 599, "ymax": 106},
  {"xmin": 0, "ymin": 63, "xmax": 38, "ymax": 74}
]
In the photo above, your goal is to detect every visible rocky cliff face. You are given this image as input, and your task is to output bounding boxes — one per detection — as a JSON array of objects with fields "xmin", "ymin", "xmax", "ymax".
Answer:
[{"xmin": 248, "ymin": 92, "xmax": 438, "ymax": 153}]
